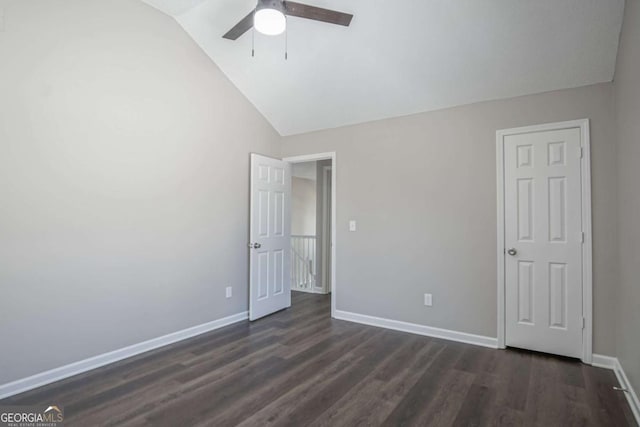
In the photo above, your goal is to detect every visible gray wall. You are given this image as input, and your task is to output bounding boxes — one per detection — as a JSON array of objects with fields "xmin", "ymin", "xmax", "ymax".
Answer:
[
  {"xmin": 0, "ymin": 0, "xmax": 280, "ymax": 384},
  {"xmin": 282, "ymin": 83, "xmax": 618, "ymax": 355},
  {"xmin": 614, "ymin": 0, "xmax": 640, "ymax": 397},
  {"xmin": 292, "ymin": 177, "xmax": 316, "ymax": 236}
]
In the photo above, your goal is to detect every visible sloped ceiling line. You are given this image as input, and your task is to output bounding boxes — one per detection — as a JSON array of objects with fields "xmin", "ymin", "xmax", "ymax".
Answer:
[{"xmin": 142, "ymin": 0, "xmax": 625, "ymax": 136}]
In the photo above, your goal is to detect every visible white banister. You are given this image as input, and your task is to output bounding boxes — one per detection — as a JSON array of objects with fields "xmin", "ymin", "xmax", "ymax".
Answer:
[{"xmin": 291, "ymin": 235, "xmax": 317, "ymax": 292}]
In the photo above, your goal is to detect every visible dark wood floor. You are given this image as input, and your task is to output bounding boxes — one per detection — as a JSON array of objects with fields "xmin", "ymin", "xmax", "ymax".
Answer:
[{"xmin": 2, "ymin": 292, "xmax": 635, "ymax": 426}]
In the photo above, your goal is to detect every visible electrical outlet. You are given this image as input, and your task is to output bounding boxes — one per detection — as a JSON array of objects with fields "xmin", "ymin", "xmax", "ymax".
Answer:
[
  {"xmin": 349, "ymin": 220, "xmax": 357, "ymax": 232},
  {"xmin": 225, "ymin": 286, "xmax": 232, "ymax": 298},
  {"xmin": 424, "ymin": 293, "xmax": 433, "ymax": 307}
]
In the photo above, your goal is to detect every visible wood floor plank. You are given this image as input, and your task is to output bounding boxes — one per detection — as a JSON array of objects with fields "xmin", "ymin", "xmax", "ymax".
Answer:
[
  {"xmin": 308, "ymin": 339, "xmax": 446, "ymax": 427},
  {"xmin": 523, "ymin": 353, "xmax": 570, "ymax": 425},
  {"xmin": 0, "ymin": 292, "xmax": 634, "ymax": 427},
  {"xmin": 451, "ymin": 383, "xmax": 496, "ymax": 427},
  {"xmin": 583, "ymin": 363, "xmax": 637, "ymax": 426},
  {"xmin": 211, "ymin": 329, "xmax": 381, "ymax": 426},
  {"xmin": 80, "ymin": 343, "xmax": 289, "ymax": 426},
  {"xmin": 380, "ymin": 342, "xmax": 468, "ymax": 426},
  {"xmin": 503, "ymin": 348, "xmax": 533, "ymax": 412},
  {"xmin": 232, "ymin": 330, "xmax": 399, "ymax": 427}
]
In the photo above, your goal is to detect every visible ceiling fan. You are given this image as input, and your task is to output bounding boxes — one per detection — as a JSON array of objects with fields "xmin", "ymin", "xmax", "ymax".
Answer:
[{"xmin": 222, "ymin": 0, "xmax": 353, "ymax": 40}]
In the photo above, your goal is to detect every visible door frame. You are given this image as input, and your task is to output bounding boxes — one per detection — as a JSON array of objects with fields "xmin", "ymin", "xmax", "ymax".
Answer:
[
  {"xmin": 496, "ymin": 119, "xmax": 593, "ymax": 363},
  {"xmin": 283, "ymin": 152, "xmax": 337, "ymax": 318},
  {"xmin": 321, "ymin": 165, "xmax": 332, "ymax": 293}
]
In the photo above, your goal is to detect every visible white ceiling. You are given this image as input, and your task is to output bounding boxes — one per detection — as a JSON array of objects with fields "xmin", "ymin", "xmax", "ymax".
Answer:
[{"xmin": 142, "ymin": 0, "xmax": 625, "ymax": 136}]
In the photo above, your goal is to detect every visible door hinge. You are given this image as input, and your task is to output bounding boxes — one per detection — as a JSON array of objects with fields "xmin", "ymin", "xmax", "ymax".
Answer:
[
  {"xmin": 581, "ymin": 316, "xmax": 586, "ymax": 329},
  {"xmin": 580, "ymin": 232, "xmax": 585, "ymax": 243},
  {"xmin": 579, "ymin": 147, "xmax": 584, "ymax": 159}
]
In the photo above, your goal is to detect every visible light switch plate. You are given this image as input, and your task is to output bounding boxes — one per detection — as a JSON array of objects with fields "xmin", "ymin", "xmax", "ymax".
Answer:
[
  {"xmin": 349, "ymin": 220, "xmax": 357, "ymax": 232},
  {"xmin": 424, "ymin": 293, "xmax": 433, "ymax": 306},
  {"xmin": 225, "ymin": 286, "xmax": 232, "ymax": 298}
]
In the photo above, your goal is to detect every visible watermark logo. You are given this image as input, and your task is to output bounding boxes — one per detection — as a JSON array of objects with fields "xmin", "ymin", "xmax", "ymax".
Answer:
[{"xmin": 0, "ymin": 405, "xmax": 64, "ymax": 426}]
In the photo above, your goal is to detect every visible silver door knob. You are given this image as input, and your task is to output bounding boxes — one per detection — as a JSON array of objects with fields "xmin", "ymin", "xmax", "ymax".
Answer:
[
  {"xmin": 507, "ymin": 248, "xmax": 517, "ymax": 256},
  {"xmin": 248, "ymin": 243, "xmax": 261, "ymax": 249}
]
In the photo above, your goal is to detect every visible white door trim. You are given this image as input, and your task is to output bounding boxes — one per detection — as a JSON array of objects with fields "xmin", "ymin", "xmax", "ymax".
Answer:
[
  {"xmin": 283, "ymin": 152, "xmax": 337, "ymax": 318},
  {"xmin": 496, "ymin": 119, "xmax": 593, "ymax": 363},
  {"xmin": 321, "ymin": 165, "xmax": 332, "ymax": 293}
]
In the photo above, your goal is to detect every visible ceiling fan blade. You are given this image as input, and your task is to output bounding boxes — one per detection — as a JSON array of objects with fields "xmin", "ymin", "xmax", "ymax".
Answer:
[
  {"xmin": 222, "ymin": 11, "xmax": 254, "ymax": 40},
  {"xmin": 284, "ymin": 2, "xmax": 353, "ymax": 26}
]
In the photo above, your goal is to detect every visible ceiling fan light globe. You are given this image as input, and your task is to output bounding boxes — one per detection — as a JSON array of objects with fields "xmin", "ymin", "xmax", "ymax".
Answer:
[{"xmin": 254, "ymin": 8, "xmax": 286, "ymax": 36}]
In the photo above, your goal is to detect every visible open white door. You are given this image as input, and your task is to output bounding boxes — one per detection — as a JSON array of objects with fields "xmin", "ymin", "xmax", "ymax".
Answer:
[{"xmin": 249, "ymin": 153, "xmax": 291, "ymax": 321}]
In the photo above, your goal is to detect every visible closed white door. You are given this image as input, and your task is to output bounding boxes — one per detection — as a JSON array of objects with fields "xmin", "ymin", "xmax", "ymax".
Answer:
[
  {"xmin": 504, "ymin": 128, "xmax": 583, "ymax": 358},
  {"xmin": 249, "ymin": 154, "xmax": 291, "ymax": 321}
]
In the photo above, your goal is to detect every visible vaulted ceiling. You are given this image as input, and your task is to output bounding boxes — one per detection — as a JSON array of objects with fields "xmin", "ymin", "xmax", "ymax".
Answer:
[{"xmin": 141, "ymin": 0, "xmax": 625, "ymax": 135}]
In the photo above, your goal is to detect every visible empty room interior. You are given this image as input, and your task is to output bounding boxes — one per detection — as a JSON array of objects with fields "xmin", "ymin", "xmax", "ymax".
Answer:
[{"xmin": 0, "ymin": 0, "xmax": 639, "ymax": 426}]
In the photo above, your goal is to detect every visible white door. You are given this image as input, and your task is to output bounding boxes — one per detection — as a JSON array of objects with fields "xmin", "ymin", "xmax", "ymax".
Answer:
[
  {"xmin": 504, "ymin": 128, "xmax": 583, "ymax": 358},
  {"xmin": 249, "ymin": 154, "xmax": 291, "ymax": 321}
]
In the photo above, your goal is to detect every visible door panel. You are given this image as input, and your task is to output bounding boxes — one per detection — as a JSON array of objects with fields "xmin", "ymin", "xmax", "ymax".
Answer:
[
  {"xmin": 549, "ymin": 262, "xmax": 567, "ymax": 329},
  {"xmin": 517, "ymin": 178, "xmax": 534, "ymax": 241},
  {"xmin": 250, "ymin": 154, "xmax": 291, "ymax": 321},
  {"xmin": 517, "ymin": 260, "xmax": 534, "ymax": 324},
  {"xmin": 504, "ymin": 128, "xmax": 583, "ymax": 358}
]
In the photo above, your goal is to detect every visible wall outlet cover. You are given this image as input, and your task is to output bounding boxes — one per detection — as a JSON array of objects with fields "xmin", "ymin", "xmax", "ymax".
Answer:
[{"xmin": 225, "ymin": 286, "xmax": 232, "ymax": 298}]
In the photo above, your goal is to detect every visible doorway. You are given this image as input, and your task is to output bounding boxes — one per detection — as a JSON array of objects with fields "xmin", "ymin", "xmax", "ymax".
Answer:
[
  {"xmin": 248, "ymin": 152, "xmax": 336, "ymax": 321},
  {"xmin": 290, "ymin": 160, "xmax": 332, "ymax": 295},
  {"xmin": 496, "ymin": 120, "xmax": 592, "ymax": 363},
  {"xmin": 285, "ymin": 153, "xmax": 336, "ymax": 316}
]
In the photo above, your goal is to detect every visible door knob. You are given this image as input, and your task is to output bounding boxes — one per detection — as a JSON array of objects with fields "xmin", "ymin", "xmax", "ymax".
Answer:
[
  {"xmin": 248, "ymin": 243, "xmax": 262, "ymax": 249},
  {"xmin": 507, "ymin": 248, "xmax": 517, "ymax": 256}
]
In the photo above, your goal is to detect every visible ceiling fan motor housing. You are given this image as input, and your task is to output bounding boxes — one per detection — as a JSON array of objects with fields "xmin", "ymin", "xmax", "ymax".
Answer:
[
  {"xmin": 256, "ymin": 0, "xmax": 285, "ymax": 14},
  {"xmin": 222, "ymin": 1, "xmax": 352, "ymax": 40}
]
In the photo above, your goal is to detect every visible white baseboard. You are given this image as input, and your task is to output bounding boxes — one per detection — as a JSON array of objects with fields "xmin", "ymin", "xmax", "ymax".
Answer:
[
  {"xmin": 592, "ymin": 353, "xmax": 640, "ymax": 425},
  {"xmin": 0, "ymin": 311, "xmax": 248, "ymax": 400},
  {"xmin": 591, "ymin": 353, "xmax": 618, "ymax": 369},
  {"xmin": 292, "ymin": 287, "xmax": 329, "ymax": 295},
  {"xmin": 292, "ymin": 287, "xmax": 317, "ymax": 294},
  {"xmin": 333, "ymin": 310, "xmax": 498, "ymax": 349}
]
